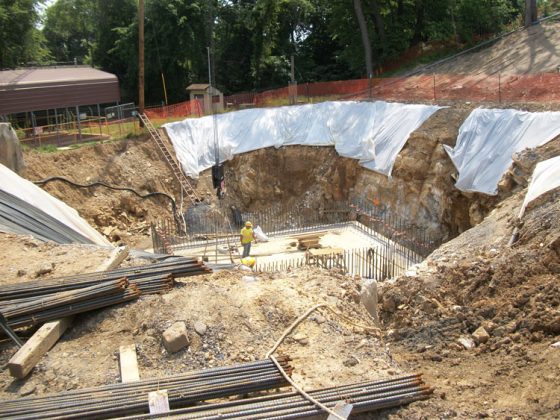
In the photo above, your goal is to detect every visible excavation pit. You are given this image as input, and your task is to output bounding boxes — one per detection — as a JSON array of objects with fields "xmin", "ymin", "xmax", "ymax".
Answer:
[{"xmin": 154, "ymin": 198, "xmax": 434, "ymax": 280}]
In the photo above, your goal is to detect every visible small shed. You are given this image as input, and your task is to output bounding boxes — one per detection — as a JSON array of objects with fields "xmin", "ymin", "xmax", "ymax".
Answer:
[{"xmin": 186, "ymin": 84, "xmax": 224, "ymax": 114}]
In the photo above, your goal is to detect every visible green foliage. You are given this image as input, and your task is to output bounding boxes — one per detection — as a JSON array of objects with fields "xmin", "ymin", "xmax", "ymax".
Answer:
[
  {"xmin": 0, "ymin": 0, "xmax": 49, "ymax": 68},
  {"xmin": 35, "ymin": 144, "xmax": 59, "ymax": 153},
  {"xmin": 43, "ymin": 0, "xmax": 96, "ymax": 63},
  {"xmin": 0, "ymin": 0, "xmax": 531, "ymax": 102}
]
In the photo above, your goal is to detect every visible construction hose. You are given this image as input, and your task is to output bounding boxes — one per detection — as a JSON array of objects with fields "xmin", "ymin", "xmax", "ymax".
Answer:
[{"xmin": 33, "ymin": 176, "xmax": 182, "ymax": 228}]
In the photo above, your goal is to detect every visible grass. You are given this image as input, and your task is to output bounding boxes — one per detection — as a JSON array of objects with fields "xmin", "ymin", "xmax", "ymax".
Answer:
[{"xmin": 32, "ymin": 144, "xmax": 59, "ymax": 153}]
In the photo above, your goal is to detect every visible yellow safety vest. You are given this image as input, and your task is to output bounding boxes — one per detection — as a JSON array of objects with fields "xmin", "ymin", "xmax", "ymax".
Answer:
[{"xmin": 240, "ymin": 227, "xmax": 254, "ymax": 244}]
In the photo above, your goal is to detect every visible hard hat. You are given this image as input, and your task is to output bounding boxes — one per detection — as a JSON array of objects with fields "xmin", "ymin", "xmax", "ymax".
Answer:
[
  {"xmin": 245, "ymin": 221, "xmax": 253, "ymax": 227},
  {"xmin": 240, "ymin": 257, "xmax": 256, "ymax": 267}
]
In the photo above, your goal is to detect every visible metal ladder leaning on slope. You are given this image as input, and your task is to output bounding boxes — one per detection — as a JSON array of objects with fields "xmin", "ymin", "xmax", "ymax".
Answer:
[{"xmin": 138, "ymin": 113, "xmax": 201, "ymax": 206}]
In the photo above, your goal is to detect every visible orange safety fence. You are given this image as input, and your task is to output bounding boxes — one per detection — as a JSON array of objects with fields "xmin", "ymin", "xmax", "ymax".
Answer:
[
  {"xmin": 145, "ymin": 99, "xmax": 203, "ymax": 120},
  {"xmin": 143, "ymin": 73, "xmax": 560, "ymax": 120}
]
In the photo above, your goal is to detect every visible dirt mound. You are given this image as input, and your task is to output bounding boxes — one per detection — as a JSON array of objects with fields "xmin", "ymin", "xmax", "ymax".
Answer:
[
  {"xmin": 22, "ymin": 137, "xmax": 192, "ymax": 248},
  {"xmin": 427, "ymin": 21, "xmax": 560, "ymax": 75},
  {"xmin": 380, "ymin": 190, "xmax": 560, "ymax": 343},
  {"xmin": 375, "ymin": 188, "xmax": 560, "ymax": 417}
]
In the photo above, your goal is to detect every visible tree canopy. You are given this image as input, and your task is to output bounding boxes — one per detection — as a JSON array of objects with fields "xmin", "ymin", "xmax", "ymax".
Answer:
[{"xmin": 1, "ymin": 0, "xmax": 538, "ymax": 105}]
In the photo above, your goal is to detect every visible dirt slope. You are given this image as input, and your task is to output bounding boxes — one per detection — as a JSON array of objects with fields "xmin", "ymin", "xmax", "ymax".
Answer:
[
  {"xmin": 428, "ymin": 21, "xmax": 560, "ymax": 75},
  {"xmin": 375, "ymin": 187, "xmax": 560, "ymax": 418},
  {"xmin": 22, "ymin": 137, "xmax": 200, "ymax": 249}
]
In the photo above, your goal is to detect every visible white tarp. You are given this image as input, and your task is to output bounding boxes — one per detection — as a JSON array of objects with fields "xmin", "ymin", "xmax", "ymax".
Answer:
[
  {"xmin": 164, "ymin": 101, "xmax": 442, "ymax": 178},
  {"xmin": 444, "ymin": 108, "xmax": 560, "ymax": 195},
  {"xmin": 519, "ymin": 155, "xmax": 560, "ymax": 217},
  {"xmin": 0, "ymin": 164, "xmax": 111, "ymax": 246}
]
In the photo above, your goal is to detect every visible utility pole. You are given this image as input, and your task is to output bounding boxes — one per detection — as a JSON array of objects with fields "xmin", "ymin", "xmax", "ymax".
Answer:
[{"xmin": 138, "ymin": 0, "xmax": 145, "ymax": 114}]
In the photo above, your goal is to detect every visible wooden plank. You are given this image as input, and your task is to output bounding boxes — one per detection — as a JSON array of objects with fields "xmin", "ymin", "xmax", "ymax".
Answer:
[
  {"xmin": 8, "ymin": 246, "xmax": 129, "ymax": 379},
  {"xmin": 308, "ymin": 247, "xmax": 344, "ymax": 256},
  {"xmin": 96, "ymin": 246, "xmax": 129, "ymax": 272},
  {"xmin": 119, "ymin": 344, "xmax": 140, "ymax": 383},
  {"xmin": 8, "ymin": 317, "xmax": 73, "ymax": 379},
  {"xmin": 289, "ymin": 230, "xmax": 329, "ymax": 239}
]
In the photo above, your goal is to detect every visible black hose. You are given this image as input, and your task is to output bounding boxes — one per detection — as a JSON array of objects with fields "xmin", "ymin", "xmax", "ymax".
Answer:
[{"xmin": 33, "ymin": 176, "xmax": 182, "ymax": 227}]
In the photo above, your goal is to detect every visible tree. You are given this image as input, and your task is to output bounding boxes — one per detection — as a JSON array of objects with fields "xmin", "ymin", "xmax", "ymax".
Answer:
[
  {"xmin": 0, "ymin": 0, "xmax": 49, "ymax": 68},
  {"xmin": 353, "ymin": 0, "xmax": 373, "ymax": 78},
  {"xmin": 525, "ymin": 0, "xmax": 537, "ymax": 26},
  {"xmin": 43, "ymin": 0, "xmax": 96, "ymax": 63},
  {"xmin": 92, "ymin": 0, "xmax": 136, "ymax": 81}
]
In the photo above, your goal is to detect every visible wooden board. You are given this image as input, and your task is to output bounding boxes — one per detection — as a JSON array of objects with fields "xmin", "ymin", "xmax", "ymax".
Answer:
[
  {"xmin": 119, "ymin": 344, "xmax": 140, "ymax": 383},
  {"xmin": 8, "ymin": 317, "xmax": 73, "ymax": 378},
  {"xmin": 289, "ymin": 230, "xmax": 329, "ymax": 240},
  {"xmin": 96, "ymin": 246, "xmax": 129, "ymax": 272},
  {"xmin": 8, "ymin": 246, "xmax": 130, "ymax": 380},
  {"xmin": 308, "ymin": 247, "xmax": 344, "ymax": 256}
]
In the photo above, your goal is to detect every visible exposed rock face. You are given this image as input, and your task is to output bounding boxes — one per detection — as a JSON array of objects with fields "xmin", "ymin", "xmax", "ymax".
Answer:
[
  {"xmin": 0, "ymin": 123, "xmax": 25, "ymax": 173},
  {"xmin": 222, "ymin": 107, "xmax": 488, "ymax": 242},
  {"xmin": 219, "ymin": 106, "xmax": 559, "ymax": 244}
]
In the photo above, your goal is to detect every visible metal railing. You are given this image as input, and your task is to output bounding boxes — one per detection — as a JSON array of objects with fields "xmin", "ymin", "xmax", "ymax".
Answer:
[
  {"xmin": 14, "ymin": 116, "xmax": 141, "ymax": 148},
  {"xmin": 255, "ymin": 244, "xmax": 422, "ymax": 281}
]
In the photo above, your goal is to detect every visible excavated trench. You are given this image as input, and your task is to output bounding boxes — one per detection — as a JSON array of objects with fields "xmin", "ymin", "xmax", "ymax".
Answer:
[{"xmin": 21, "ymin": 104, "xmax": 559, "ymax": 253}]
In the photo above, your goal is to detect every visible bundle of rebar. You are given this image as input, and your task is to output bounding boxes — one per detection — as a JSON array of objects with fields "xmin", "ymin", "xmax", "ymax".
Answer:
[
  {"xmin": 1, "ymin": 279, "xmax": 140, "ymax": 328},
  {"xmin": 0, "ymin": 258, "xmax": 210, "ymax": 302},
  {"xmin": 123, "ymin": 373, "xmax": 432, "ymax": 419},
  {"xmin": 0, "ymin": 357, "xmax": 292, "ymax": 420}
]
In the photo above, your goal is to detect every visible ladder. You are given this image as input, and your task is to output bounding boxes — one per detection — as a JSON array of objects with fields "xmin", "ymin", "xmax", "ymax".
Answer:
[{"xmin": 138, "ymin": 113, "xmax": 201, "ymax": 206}]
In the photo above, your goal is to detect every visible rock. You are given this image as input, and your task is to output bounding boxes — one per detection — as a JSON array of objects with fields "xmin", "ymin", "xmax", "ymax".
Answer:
[
  {"xmin": 360, "ymin": 279, "xmax": 378, "ymax": 322},
  {"xmin": 551, "ymin": 341, "xmax": 560, "ymax": 349},
  {"xmin": 493, "ymin": 326, "xmax": 507, "ymax": 337},
  {"xmin": 458, "ymin": 336, "xmax": 476, "ymax": 350},
  {"xmin": 162, "ymin": 322, "xmax": 190, "ymax": 353},
  {"xmin": 194, "ymin": 321, "xmax": 207, "ymax": 336},
  {"xmin": 0, "ymin": 123, "xmax": 25, "ymax": 173},
  {"xmin": 292, "ymin": 333, "xmax": 309, "ymax": 345},
  {"xmin": 480, "ymin": 320, "xmax": 497, "ymax": 332},
  {"xmin": 17, "ymin": 269, "xmax": 26, "ymax": 277},
  {"xmin": 242, "ymin": 275, "xmax": 257, "ymax": 282},
  {"xmin": 102, "ymin": 226, "xmax": 114, "ymax": 236},
  {"xmin": 35, "ymin": 264, "xmax": 53, "ymax": 277},
  {"xmin": 18, "ymin": 383, "xmax": 36, "ymax": 397},
  {"xmin": 431, "ymin": 354, "xmax": 443, "ymax": 362},
  {"xmin": 314, "ymin": 314, "xmax": 326, "ymax": 324},
  {"xmin": 472, "ymin": 326, "xmax": 490, "ymax": 344},
  {"xmin": 343, "ymin": 356, "xmax": 360, "ymax": 367},
  {"xmin": 382, "ymin": 295, "xmax": 397, "ymax": 313}
]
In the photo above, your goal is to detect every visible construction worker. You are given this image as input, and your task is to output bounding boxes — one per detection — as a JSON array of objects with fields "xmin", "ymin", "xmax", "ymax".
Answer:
[
  {"xmin": 240, "ymin": 221, "xmax": 257, "ymax": 258},
  {"xmin": 239, "ymin": 256, "xmax": 256, "ymax": 271}
]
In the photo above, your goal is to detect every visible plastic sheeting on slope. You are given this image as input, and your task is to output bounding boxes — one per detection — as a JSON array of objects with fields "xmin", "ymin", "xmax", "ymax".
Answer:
[
  {"xmin": 444, "ymin": 108, "xmax": 560, "ymax": 195},
  {"xmin": 163, "ymin": 101, "xmax": 442, "ymax": 178},
  {"xmin": 519, "ymin": 155, "xmax": 560, "ymax": 217},
  {"xmin": 0, "ymin": 164, "xmax": 110, "ymax": 246}
]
